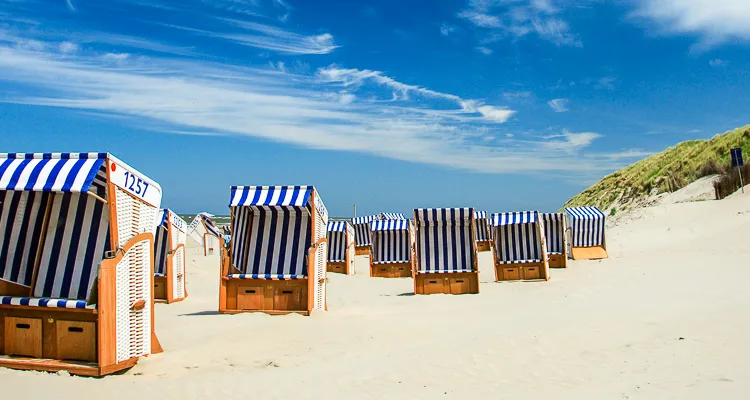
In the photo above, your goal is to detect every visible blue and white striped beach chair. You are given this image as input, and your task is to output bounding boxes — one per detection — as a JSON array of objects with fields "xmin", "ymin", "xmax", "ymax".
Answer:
[
  {"xmin": 474, "ymin": 210, "xmax": 492, "ymax": 251},
  {"xmin": 491, "ymin": 211, "xmax": 550, "ymax": 281},
  {"xmin": 412, "ymin": 208, "xmax": 479, "ymax": 295},
  {"xmin": 0, "ymin": 152, "xmax": 162, "ymax": 376},
  {"xmin": 541, "ymin": 212, "xmax": 567, "ymax": 268},
  {"xmin": 187, "ymin": 212, "xmax": 221, "ymax": 256},
  {"xmin": 564, "ymin": 206, "xmax": 608, "ymax": 260},
  {"xmin": 222, "ymin": 185, "xmax": 328, "ymax": 315},
  {"xmin": 352, "ymin": 214, "xmax": 377, "ymax": 255},
  {"xmin": 326, "ymin": 220, "xmax": 355, "ymax": 275},
  {"xmin": 154, "ymin": 209, "xmax": 188, "ymax": 303},
  {"xmin": 369, "ymin": 219, "xmax": 413, "ymax": 278}
]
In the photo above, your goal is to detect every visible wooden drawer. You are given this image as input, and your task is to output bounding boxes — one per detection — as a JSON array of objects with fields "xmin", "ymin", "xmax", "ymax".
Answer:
[
  {"xmin": 56, "ymin": 320, "xmax": 96, "ymax": 362},
  {"xmin": 4, "ymin": 317, "xmax": 42, "ymax": 358},
  {"xmin": 500, "ymin": 267, "xmax": 521, "ymax": 281},
  {"xmin": 422, "ymin": 277, "xmax": 446, "ymax": 294},
  {"xmin": 273, "ymin": 287, "xmax": 302, "ymax": 311},
  {"xmin": 548, "ymin": 254, "xmax": 566, "ymax": 268},
  {"xmin": 328, "ymin": 263, "xmax": 346, "ymax": 274},
  {"xmin": 449, "ymin": 277, "xmax": 470, "ymax": 294},
  {"xmin": 393, "ymin": 265, "xmax": 410, "ymax": 277},
  {"xmin": 154, "ymin": 277, "xmax": 167, "ymax": 300},
  {"xmin": 522, "ymin": 266, "xmax": 541, "ymax": 280},
  {"xmin": 237, "ymin": 285, "xmax": 265, "ymax": 310}
]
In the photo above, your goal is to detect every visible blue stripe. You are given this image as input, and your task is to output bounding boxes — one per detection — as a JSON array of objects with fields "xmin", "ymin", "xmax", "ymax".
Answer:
[
  {"xmin": 6, "ymin": 158, "xmax": 32, "ymax": 190},
  {"xmin": 60, "ymin": 158, "xmax": 86, "ymax": 192},
  {"xmin": 42, "ymin": 159, "xmax": 66, "ymax": 191}
]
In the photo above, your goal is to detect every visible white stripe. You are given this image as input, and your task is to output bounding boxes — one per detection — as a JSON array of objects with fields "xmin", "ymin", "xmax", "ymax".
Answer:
[
  {"xmin": 0, "ymin": 159, "xmax": 23, "ymax": 188},
  {"xmin": 50, "ymin": 160, "xmax": 76, "ymax": 191}
]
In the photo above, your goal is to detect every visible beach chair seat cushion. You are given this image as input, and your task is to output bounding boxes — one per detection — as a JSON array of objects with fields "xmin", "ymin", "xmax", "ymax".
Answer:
[
  {"xmin": 0, "ymin": 296, "xmax": 94, "ymax": 309},
  {"xmin": 497, "ymin": 259, "xmax": 541, "ymax": 264},
  {"xmin": 416, "ymin": 269, "xmax": 473, "ymax": 274},
  {"xmin": 228, "ymin": 273, "xmax": 305, "ymax": 280}
]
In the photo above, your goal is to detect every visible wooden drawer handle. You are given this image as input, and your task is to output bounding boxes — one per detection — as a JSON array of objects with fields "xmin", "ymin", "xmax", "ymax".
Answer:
[
  {"xmin": 16, "ymin": 323, "xmax": 31, "ymax": 329},
  {"xmin": 131, "ymin": 300, "xmax": 146, "ymax": 311},
  {"xmin": 68, "ymin": 327, "xmax": 84, "ymax": 333}
]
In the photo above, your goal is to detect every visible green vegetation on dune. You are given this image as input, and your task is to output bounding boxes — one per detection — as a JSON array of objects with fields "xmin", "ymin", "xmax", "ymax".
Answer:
[{"xmin": 564, "ymin": 125, "xmax": 750, "ymax": 210}]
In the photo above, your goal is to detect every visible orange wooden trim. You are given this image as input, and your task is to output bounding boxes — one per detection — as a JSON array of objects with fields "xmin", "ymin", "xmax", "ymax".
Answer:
[
  {"xmin": 0, "ymin": 304, "xmax": 97, "ymax": 313},
  {"xmin": 0, "ymin": 357, "xmax": 101, "ymax": 377},
  {"xmin": 307, "ymin": 190, "xmax": 316, "ymax": 315},
  {"xmin": 99, "ymin": 357, "xmax": 138, "ymax": 376},
  {"xmin": 165, "ymin": 253, "xmax": 175, "ymax": 304},
  {"xmin": 219, "ymin": 237, "xmax": 229, "ymax": 313},
  {"xmin": 105, "ymin": 160, "xmax": 120, "ymax": 248},
  {"xmin": 0, "ymin": 279, "xmax": 31, "ymax": 297},
  {"xmin": 28, "ymin": 195, "xmax": 54, "ymax": 297}
]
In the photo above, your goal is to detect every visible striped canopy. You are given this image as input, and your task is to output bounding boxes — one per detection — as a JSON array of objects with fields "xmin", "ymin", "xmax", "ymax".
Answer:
[
  {"xmin": 327, "ymin": 221, "xmax": 348, "ymax": 263},
  {"xmin": 352, "ymin": 215, "xmax": 377, "ymax": 225},
  {"xmin": 413, "ymin": 208, "xmax": 475, "ymax": 273},
  {"xmin": 380, "ymin": 212, "xmax": 405, "ymax": 220},
  {"xmin": 474, "ymin": 210, "xmax": 490, "ymax": 242},
  {"xmin": 230, "ymin": 185, "xmax": 313, "ymax": 207},
  {"xmin": 541, "ymin": 212, "xmax": 565, "ymax": 254},
  {"xmin": 414, "ymin": 208, "xmax": 473, "ymax": 224},
  {"xmin": 565, "ymin": 206, "xmax": 605, "ymax": 247},
  {"xmin": 492, "ymin": 211, "xmax": 544, "ymax": 264},
  {"xmin": 371, "ymin": 220, "xmax": 410, "ymax": 231},
  {"xmin": 492, "ymin": 211, "xmax": 537, "ymax": 226},
  {"xmin": 0, "ymin": 153, "xmax": 107, "ymax": 193},
  {"xmin": 371, "ymin": 220, "xmax": 411, "ymax": 264},
  {"xmin": 352, "ymin": 215, "xmax": 377, "ymax": 246},
  {"xmin": 327, "ymin": 221, "xmax": 348, "ymax": 232}
]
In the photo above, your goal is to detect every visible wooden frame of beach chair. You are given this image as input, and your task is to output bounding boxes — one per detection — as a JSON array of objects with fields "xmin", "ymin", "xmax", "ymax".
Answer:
[
  {"xmin": 326, "ymin": 221, "xmax": 355, "ymax": 275},
  {"xmin": 219, "ymin": 186, "xmax": 328, "ymax": 315},
  {"xmin": 352, "ymin": 215, "xmax": 377, "ymax": 256},
  {"xmin": 491, "ymin": 211, "xmax": 550, "ymax": 282},
  {"xmin": 412, "ymin": 208, "xmax": 479, "ymax": 295},
  {"xmin": 154, "ymin": 209, "xmax": 188, "ymax": 303},
  {"xmin": 0, "ymin": 152, "xmax": 162, "ymax": 377},
  {"xmin": 541, "ymin": 212, "xmax": 567, "ymax": 268},
  {"xmin": 474, "ymin": 211, "xmax": 492, "ymax": 252},
  {"xmin": 187, "ymin": 212, "xmax": 221, "ymax": 257},
  {"xmin": 564, "ymin": 206, "xmax": 608, "ymax": 260},
  {"xmin": 369, "ymin": 219, "xmax": 414, "ymax": 278}
]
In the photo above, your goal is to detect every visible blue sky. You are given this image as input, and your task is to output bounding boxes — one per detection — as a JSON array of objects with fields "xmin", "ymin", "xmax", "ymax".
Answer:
[{"xmin": 1, "ymin": 0, "xmax": 749, "ymax": 217}]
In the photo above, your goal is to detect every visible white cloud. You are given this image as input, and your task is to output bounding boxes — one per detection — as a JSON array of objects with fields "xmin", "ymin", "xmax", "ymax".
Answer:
[
  {"xmin": 194, "ymin": 19, "xmax": 339, "ymax": 55},
  {"xmin": 66, "ymin": 0, "xmax": 76, "ymax": 11},
  {"xmin": 547, "ymin": 98, "xmax": 569, "ymax": 112},
  {"xmin": 632, "ymin": 0, "xmax": 750, "ymax": 48},
  {"xmin": 458, "ymin": 0, "xmax": 581, "ymax": 47},
  {"xmin": 0, "ymin": 32, "xmax": 637, "ymax": 175},
  {"xmin": 542, "ymin": 131, "xmax": 601, "ymax": 152},
  {"xmin": 102, "ymin": 52, "xmax": 130, "ymax": 61},
  {"xmin": 709, "ymin": 58, "xmax": 727, "ymax": 67},
  {"xmin": 476, "ymin": 46, "xmax": 493, "ymax": 54},
  {"xmin": 440, "ymin": 23, "xmax": 456, "ymax": 36},
  {"xmin": 57, "ymin": 41, "xmax": 78, "ymax": 53},
  {"xmin": 458, "ymin": 11, "xmax": 502, "ymax": 28},
  {"xmin": 596, "ymin": 76, "xmax": 616, "ymax": 90},
  {"xmin": 316, "ymin": 66, "xmax": 515, "ymax": 123}
]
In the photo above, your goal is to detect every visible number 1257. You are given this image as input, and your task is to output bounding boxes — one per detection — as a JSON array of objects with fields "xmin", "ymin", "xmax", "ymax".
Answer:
[{"xmin": 124, "ymin": 171, "xmax": 149, "ymax": 197}]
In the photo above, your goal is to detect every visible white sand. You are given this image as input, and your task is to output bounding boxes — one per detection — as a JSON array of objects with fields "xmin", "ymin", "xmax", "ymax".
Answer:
[{"xmin": 3, "ymin": 193, "xmax": 750, "ymax": 399}]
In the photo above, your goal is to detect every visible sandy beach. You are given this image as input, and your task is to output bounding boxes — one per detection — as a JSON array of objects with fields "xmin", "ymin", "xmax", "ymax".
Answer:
[{"xmin": 1, "ymin": 191, "xmax": 749, "ymax": 399}]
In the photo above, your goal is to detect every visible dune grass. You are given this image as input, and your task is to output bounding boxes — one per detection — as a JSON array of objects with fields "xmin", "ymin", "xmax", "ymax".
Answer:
[{"xmin": 564, "ymin": 125, "xmax": 750, "ymax": 210}]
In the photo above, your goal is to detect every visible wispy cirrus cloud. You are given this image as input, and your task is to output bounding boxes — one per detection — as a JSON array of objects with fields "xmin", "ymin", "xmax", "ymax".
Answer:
[
  {"xmin": 316, "ymin": 66, "xmax": 516, "ymax": 123},
  {"xmin": 630, "ymin": 0, "xmax": 750, "ymax": 50},
  {"xmin": 458, "ymin": 0, "xmax": 581, "ymax": 47},
  {"xmin": 0, "ymin": 29, "xmax": 637, "ymax": 175},
  {"xmin": 548, "ymin": 98, "xmax": 569, "ymax": 112},
  {"xmin": 167, "ymin": 18, "xmax": 338, "ymax": 55}
]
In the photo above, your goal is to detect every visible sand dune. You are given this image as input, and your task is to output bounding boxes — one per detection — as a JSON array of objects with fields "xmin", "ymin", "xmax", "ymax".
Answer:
[{"xmin": 2, "ymin": 193, "xmax": 750, "ymax": 399}]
